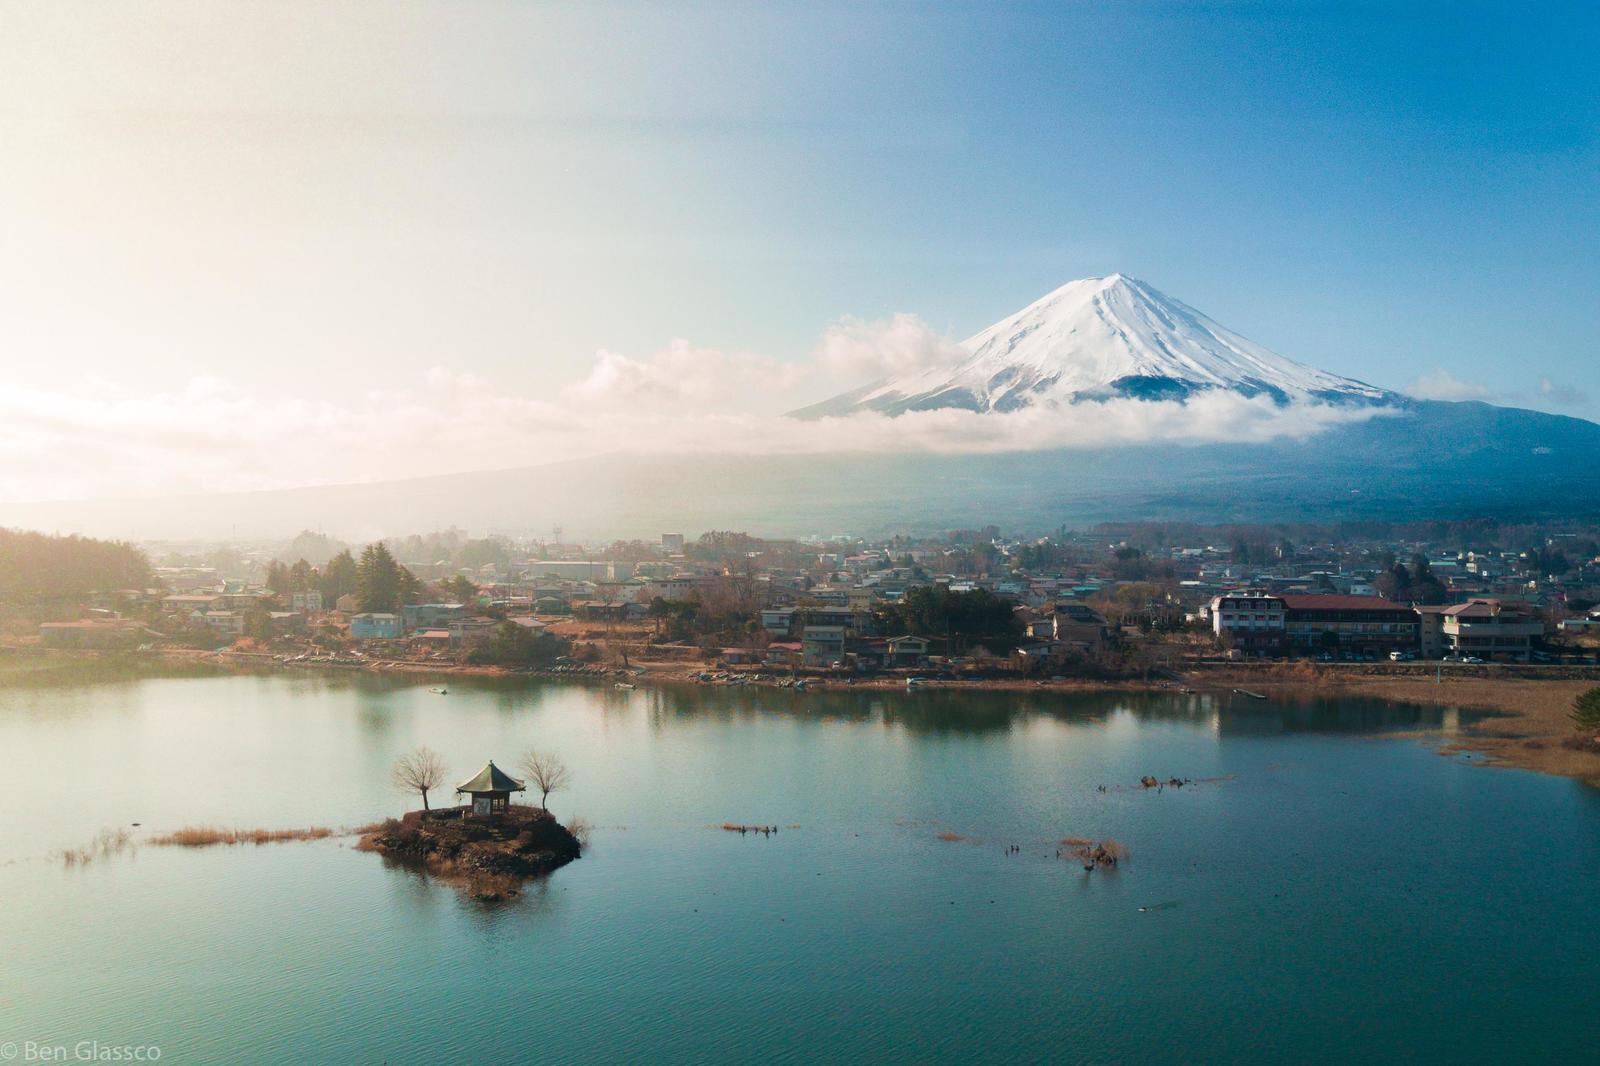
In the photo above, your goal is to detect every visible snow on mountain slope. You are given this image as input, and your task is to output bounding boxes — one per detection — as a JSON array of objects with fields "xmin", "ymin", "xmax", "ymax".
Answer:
[{"xmin": 794, "ymin": 274, "xmax": 1393, "ymax": 417}]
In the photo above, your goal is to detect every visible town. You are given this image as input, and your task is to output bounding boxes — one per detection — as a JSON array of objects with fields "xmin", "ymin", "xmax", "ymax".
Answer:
[{"xmin": 12, "ymin": 519, "xmax": 1600, "ymax": 681}]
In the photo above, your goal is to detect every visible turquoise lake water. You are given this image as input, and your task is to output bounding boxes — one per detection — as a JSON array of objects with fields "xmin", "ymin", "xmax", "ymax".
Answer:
[{"xmin": 2, "ymin": 664, "xmax": 1597, "ymax": 1063}]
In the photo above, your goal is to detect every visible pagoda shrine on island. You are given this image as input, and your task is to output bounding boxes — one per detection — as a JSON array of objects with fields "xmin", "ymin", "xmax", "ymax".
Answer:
[{"xmin": 455, "ymin": 761, "xmax": 525, "ymax": 818}]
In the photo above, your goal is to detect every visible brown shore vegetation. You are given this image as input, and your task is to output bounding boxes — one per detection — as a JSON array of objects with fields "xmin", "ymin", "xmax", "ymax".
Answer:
[{"xmin": 1229, "ymin": 671, "xmax": 1600, "ymax": 786}]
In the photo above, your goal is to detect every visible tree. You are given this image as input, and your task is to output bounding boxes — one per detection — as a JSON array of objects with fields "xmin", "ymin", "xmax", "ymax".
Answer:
[
  {"xmin": 391, "ymin": 746, "xmax": 446, "ymax": 811},
  {"xmin": 520, "ymin": 750, "xmax": 571, "ymax": 812},
  {"xmin": 356, "ymin": 542, "xmax": 420, "ymax": 613},
  {"xmin": 288, "ymin": 558, "xmax": 316, "ymax": 592},
  {"xmin": 1572, "ymin": 688, "xmax": 1600, "ymax": 732},
  {"xmin": 242, "ymin": 606, "xmax": 274, "ymax": 641},
  {"xmin": 438, "ymin": 574, "xmax": 479, "ymax": 604},
  {"xmin": 464, "ymin": 620, "xmax": 566, "ymax": 668},
  {"xmin": 320, "ymin": 549, "xmax": 359, "ymax": 604},
  {"xmin": 0, "ymin": 529, "xmax": 155, "ymax": 607}
]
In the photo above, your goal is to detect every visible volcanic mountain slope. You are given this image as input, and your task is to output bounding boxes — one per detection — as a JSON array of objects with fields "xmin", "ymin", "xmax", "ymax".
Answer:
[{"xmin": 793, "ymin": 274, "xmax": 1392, "ymax": 417}]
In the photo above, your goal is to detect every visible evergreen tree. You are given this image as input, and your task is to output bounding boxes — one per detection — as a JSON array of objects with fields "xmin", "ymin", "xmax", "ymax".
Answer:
[
  {"xmin": 356, "ymin": 542, "xmax": 416, "ymax": 613},
  {"xmin": 320, "ymin": 549, "xmax": 359, "ymax": 604}
]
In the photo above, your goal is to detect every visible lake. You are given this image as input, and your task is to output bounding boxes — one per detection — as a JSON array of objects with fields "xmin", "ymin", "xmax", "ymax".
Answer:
[{"xmin": 2, "ymin": 663, "xmax": 1597, "ymax": 1064}]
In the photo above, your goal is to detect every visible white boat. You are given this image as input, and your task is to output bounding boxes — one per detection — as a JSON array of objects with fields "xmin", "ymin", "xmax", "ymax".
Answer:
[{"xmin": 614, "ymin": 682, "xmax": 636, "ymax": 691}]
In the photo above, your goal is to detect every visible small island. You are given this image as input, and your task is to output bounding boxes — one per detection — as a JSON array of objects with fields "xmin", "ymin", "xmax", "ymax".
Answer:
[{"xmin": 360, "ymin": 755, "xmax": 582, "ymax": 900}]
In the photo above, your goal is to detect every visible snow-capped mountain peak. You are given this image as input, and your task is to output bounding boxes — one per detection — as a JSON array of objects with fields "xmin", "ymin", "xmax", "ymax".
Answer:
[{"xmin": 794, "ymin": 274, "xmax": 1392, "ymax": 417}]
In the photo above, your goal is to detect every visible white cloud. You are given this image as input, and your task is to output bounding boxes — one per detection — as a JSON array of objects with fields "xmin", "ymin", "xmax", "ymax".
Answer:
[
  {"xmin": 0, "ymin": 365, "xmax": 1397, "ymax": 504},
  {"xmin": 561, "ymin": 339, "xmax": 809, "ymax": 412},
  {"xmin": 1406, "ymin": 369, "xmax": 1490, "ymax": 402},
  {"xmin": 812, "ymin": 313, "xmax": 967, "ymax": 381},
  {"xmin": 1538, "ymin": 378, "xmax": 1589, "ymax": 408}
]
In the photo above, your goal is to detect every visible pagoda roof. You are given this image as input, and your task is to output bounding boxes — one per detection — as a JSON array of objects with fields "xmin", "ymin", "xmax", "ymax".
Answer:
[{"xmin": 455, "ymin": 760, "xmax": 525, "ymax": 794}]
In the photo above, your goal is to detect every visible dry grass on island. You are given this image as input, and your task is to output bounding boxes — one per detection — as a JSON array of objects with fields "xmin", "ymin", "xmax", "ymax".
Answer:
[{"xmin": 357, "ymin": 805, "xmax": 582, "ymax": 901}]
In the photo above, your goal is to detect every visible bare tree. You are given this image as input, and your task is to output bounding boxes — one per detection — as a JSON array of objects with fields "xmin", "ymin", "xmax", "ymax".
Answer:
[
  {"xmin": 391, "ymin": 746, "xmax": 446, "ymax": 811},
  {"xmin": 519, "ymin": 750, "xmax": 572, "ymax": 812}
]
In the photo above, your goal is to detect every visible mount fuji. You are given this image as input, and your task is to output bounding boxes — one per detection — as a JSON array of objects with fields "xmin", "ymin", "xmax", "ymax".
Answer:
[
  {"xmin": 7, "ymin": 276, "xmax": 1600, "ymax": 540},
  {"xmin": 795, "ymin": 274, "xmax": 1393, "ymax": 417}
]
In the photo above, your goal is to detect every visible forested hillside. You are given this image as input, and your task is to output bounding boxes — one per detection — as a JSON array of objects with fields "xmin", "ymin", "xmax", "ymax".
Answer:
[{"xmin": 0, "ymin": 529, "xmax": 155, "ymax": 606}]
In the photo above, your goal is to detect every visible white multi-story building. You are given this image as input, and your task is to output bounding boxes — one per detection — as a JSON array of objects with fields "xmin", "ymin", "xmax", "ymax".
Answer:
[{"xmin": 1209, "ymin": 592, "xmax": 1286, "ymax": 651}]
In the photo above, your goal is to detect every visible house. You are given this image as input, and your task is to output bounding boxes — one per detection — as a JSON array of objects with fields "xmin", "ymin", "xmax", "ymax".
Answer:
[
  {"xmin": 350, "ymin": 612, "xmax": 402, "ymax": 640},
  {"xmin": 1209, "ymin": 592, "xmax": 1286, "ymax": 652},
  {"xmin": 203, "ymin": 610, "xmax": 244, "ymax": 636},
  {"xmin": 412, "ymin": 628, "xmax": 454, "ymax": 651},
  {"xmin": 1439, "ymin": 599, "xmax": 1543, "ymax": 662},
  {"xmin": 801, "ymin": 608, "xmax": 861, "ymax": 632},
  {"xmin": 1053, "ymin": 601, "xmax": 1109, "ymax": 648},
  {"xmin": 573, "ymin": 601, "xmax": 629, "ymax": 622},
  {"xmin": 161, "ymin": 593, "xmax": 222, "ymax": 616},
  {"xmin": 886, "ymin": 635, "xmax": 930, "ymax": 666},
  {"xmin": 765, "ymin": 641, "xmax": 803, "ymax": 667},
  {"xmin": 1014, "ymin": 640, "xmax": 1063, "ymax": 662},
  {"xmin": 334, "ymin": 593, "xmax": 361, "ymax": 613},
  {"xmin": 402, "ymin": 603, "xmax": 469, "ymax": 630},
  {"xmin": 760, "ymin": 608, "xmax": 796, "ymax": 636},
  {"xmin": 533, "ymin": 596, "xmax": 570, "ymax": 615},
  {"xmin": 289, "ymin": 590, "xmax": 324, "ymax": 613},
  {"xmin": 801, "ymin": 625, "xmax": 847, "ymax": 666},
  {"xmin": 447, "ymin": 617, "xmax": 499, "ymax": 645}
]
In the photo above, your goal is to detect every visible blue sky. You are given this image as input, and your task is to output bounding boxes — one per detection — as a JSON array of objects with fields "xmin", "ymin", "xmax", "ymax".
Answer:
[{"xmin": 0, "ymin": 1, "xmax": 1596, "ymax": 497}]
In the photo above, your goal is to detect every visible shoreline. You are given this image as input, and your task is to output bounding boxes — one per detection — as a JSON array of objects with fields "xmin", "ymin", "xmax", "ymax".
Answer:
[{"xmin": 7, "ymin": 644, "xmax": 1598, "ymax": 787}]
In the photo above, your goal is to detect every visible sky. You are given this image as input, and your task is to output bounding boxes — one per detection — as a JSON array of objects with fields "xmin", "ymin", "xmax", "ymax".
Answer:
[{"xmin": 0, "ymin": 1, "xmax": 1596, "ymax": 501}]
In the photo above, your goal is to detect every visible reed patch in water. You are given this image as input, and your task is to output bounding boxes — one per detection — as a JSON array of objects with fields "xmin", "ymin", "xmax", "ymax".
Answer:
[
  {"xmin": 60, "ymin": 827, "xmax": 134, "ymax": 866},
  {"xmin": 148, "ymin": 826, "xmax": 334, "ymax": 847}
]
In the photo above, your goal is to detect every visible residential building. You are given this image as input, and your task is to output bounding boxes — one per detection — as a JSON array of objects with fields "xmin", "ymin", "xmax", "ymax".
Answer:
[
  {"xmin": 402, "ymin": 603, "xmax": 469, "ymax": 630},
  {"xmin": 289, "ymin": 590, "xmax": 324, "ymax": 613},
  {"xmin": 760, "ymin": 608, "xmax": 796, "ymax": 636},
  {"xmin": 801, "ymin": 625, "xmax": 847, "ymax": 666},
  {"xmin": 350, "ymin": 613, "xmax": 402, "ymax": 640},
  {"xmin": 1440, "ymin": 599, "xmax": 1543, "ymax": 662},
  {"xmin": 886, "ymin": 635, "xmax": 931, "ymax": 666},
  {"xmin": 162, "ymin": 593, "xmax": 222, "ymax": 615},
  {"xmin": 203, "ymin": 610, "xmax": 244, "ymax": 636},
  {"xmin": 1053, "ymin": 601, "xmax": 1110, "ymax": 648}
]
